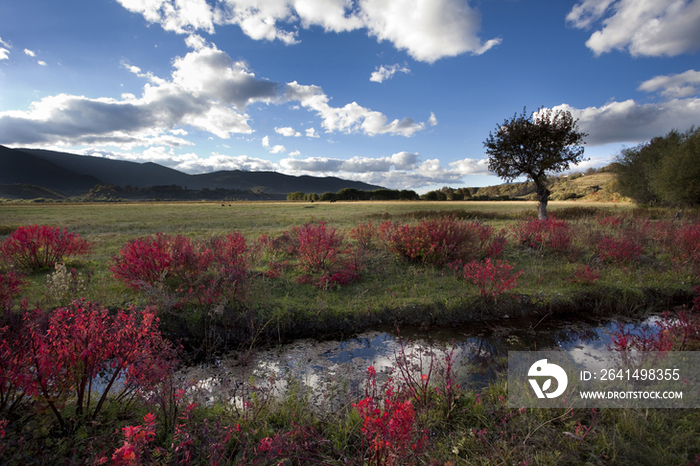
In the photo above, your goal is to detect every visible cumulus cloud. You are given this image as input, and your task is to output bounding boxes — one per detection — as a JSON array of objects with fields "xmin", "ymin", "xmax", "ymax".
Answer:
[
  {"xmin": 23, "ymin": 49, "xmax": 35, "ymax": 57},
  {"xmin": 269, "ymin": 144, "xmax": 286, "ymax": 154},
  {"xmin": 305, "ymin": 127, "xmax": 320, "ymax": 138},
  {"xmin": 428, "ymin": 112, "xmax": 438, "ymax": 126},
  {"xmin": 37, "ymin": 61, "xmax": 47, "ymax": 66},
  {"xmin": 370, "ymin": 63, "xmax": 410, "ymax": 83},
  {"xmin": 275, "ymin": 126, "xmax": 302, "ymax": 137},
  {"xmin": 0, "ymin": 36, "xmax": 424, "ymax": 148},
  {"xmin": 551, "ymin": 98, "xmax": 700, "ymax": 146},
  {"xmin": 0, "ymin": 39, "xmax": 284, "ymax": 147},
  {"xmin": 115, "ymin": 0, "xmax": 500, "ymax": 63},
  {"xmin": 75, "ymin": 145, "xmax": 492, "ymax": 190},
  {"xmin": 284, "ymin": 81, "xmax": 427, "ymax": 136},
  {"xmin": 638, "ymin": 69, "xmax": 700, "ymax": 98},
  {"xmin": 567, "ymin": 0, "xmax": 700, "ymax": 57}
]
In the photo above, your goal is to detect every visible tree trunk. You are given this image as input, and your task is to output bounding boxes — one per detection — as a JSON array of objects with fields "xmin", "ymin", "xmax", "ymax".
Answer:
[{"xmin": 536, "ymin": 184, "xmax": 550, "ymax": 220}]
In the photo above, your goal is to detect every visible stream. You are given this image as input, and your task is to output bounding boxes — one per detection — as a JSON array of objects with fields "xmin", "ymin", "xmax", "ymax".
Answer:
[{"xmin": 177, "ymin": 314, "xmax": 663, "ymax": 410}]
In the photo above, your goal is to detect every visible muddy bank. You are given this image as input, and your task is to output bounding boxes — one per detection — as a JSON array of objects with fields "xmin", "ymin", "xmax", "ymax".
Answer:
[{"xmin": 163, "ymin": 285, "xmax": 695, "ymax": 359}]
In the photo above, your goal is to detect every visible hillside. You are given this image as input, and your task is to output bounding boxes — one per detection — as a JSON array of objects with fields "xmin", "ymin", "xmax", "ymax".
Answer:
[
  {"xmin": 467, "ymin": 169, "xmax": 623, "ymax": 202},
  {"xmin": 0, "ymin": 146, "xmax": 385, "ymax": 198}
]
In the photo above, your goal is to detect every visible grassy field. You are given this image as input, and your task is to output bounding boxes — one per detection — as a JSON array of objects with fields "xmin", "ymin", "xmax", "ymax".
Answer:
[
  {"xmin": 1, "ymin": 199, "xmax": 693, "ymax": 341},
  {"xmin": 2, "ymin": 199, "xmax": 700, "ymax": 465}
]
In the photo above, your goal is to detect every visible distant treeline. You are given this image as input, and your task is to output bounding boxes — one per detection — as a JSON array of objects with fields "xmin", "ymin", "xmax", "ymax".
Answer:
[
  {"xmin": 286, "ymin": 188, "xmax": 420, "ymax": 201},
  {"xmin": 287, "ymin": 186, "xmax": 528, "ymax": 202}
]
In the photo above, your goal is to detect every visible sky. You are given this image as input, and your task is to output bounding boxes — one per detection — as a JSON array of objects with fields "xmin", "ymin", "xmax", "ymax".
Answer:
[{"xmin": 1, "ymin": 0, "xmax": 699, "ymax": 192}]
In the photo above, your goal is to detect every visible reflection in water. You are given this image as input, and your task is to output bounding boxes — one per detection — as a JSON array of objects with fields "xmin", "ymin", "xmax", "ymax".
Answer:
[{"xmin": 178, "ymin": 315, "xmax": 661, "ymax": 409}]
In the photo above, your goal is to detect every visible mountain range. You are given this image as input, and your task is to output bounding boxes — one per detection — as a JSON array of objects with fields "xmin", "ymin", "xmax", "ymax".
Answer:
[{"xmin": 0, "ymin": 146, "xmax": 384, "ymax": 199}]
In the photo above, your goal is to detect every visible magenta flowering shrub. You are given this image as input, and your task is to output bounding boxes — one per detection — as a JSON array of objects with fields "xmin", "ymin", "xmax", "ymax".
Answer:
[
  {"xmin": 0, "ymin": 225, "xmax": 93, "ymax": 271},
  {"xmin": 451, "ymin": 258, "xmax": 523, "ymax": 299}
]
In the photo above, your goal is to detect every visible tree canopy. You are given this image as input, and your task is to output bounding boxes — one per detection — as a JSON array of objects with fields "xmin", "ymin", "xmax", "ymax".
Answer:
[
  {"xmin": 615, "ymin": 126, "xmax": 700, "ymax": 207},
  {"xmin": 484, "ymin": 107, "xmax": 587, "ymax": 218}
]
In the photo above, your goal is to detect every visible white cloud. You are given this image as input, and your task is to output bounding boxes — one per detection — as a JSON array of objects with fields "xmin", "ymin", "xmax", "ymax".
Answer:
[
  {"xmin": 115, "ymin": 0, "xmax": 500, "ymax": 63},
  {"xmin": 0, "ymin": 37, "xmax": 11, "ymax": 60},
  {"xmin": 269, "ymin": 144, "xmax": 286, "ymax": 154},
  {"xmin": 284, "ymin": 81, "xmax": 426, "ymax": 136},
  {"xmin": 262, "ymin": 135, "xmax": 270, "ymax": 147},
  {"xmin": 0, "ymin": 39, "xmax": 281, "ymax": 147},
  {"xmin": 23, "ymin": 49, "xmax": 35, "ymax": 57},
  {"xmin": 288, "ymin": 150, "xmax": 301, "ymax": 156},
  {"xmin": 75, "ymin": 146, "xmax": 488, "ymax": 190},
  {"xmin": 305, "ymin": 127, "xmax": 320, "ymax": 138},
  {"xmin": 370, "ymin": 63, "xmax": 410, "ymax": 83},
  {"xmin": 567, "ymin": 0, "xmax": 700, "ymax": 57},
  {"xmin": 638, "ymin": 69, "xmax": 700, "ymax": 98},
  {"xmin": 275, "ymin": 126, "xmax": 302, "ymax": 137},
  {"xmin": 448, "ymin": 157, "xmax": 490, "ymax": 175},
  {"xmin": 37, "ymin": 60, "xmax": 47, "ymax": 66},
  {"xmin": 428, "ymin": 112, "xmax": 438, "ymax": 126},
  {"xmin": 551, "ymin": 98, "xmax": 700, "ymax": 146},
  {"xmin": 0, "ymin": 35, "xmax": 426, "ymax": 149}
]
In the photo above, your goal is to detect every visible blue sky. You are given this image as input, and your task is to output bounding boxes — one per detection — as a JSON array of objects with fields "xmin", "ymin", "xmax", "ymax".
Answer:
[{"xmin": 1, "ymin": 0, "xmax": 699, "ymax": 192}]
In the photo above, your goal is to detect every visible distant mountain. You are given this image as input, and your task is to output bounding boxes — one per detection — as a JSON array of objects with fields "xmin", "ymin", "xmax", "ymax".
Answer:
[{"xmin": 0, "ymin": 146, "xmax": 385, "ymax": 196}]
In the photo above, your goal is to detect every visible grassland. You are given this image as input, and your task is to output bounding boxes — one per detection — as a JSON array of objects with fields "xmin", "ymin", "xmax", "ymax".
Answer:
[
  {"xmin": 2, "ymin": 200, "xmax": 700, "ymax": 465},
  {"xmin": 1, "ymin": 199, "xmax": 695, "ymax": 350}
]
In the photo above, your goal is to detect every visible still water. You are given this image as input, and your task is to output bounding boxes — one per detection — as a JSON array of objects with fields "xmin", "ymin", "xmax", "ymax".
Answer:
[{"xmin": 178, "ymin": 314, "xmax": 662, "ymax": 409}]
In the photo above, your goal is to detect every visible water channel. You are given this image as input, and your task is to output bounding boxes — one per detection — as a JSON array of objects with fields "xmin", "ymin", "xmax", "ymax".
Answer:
[{"xmin": 178, "ymin": 314, "xmax": 662, "ymax": 410}]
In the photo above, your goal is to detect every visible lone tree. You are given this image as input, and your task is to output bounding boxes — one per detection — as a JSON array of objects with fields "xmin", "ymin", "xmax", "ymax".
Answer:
[{"xmin": 484, "ymin": 107, "xmax": 587, "ymax": 219}]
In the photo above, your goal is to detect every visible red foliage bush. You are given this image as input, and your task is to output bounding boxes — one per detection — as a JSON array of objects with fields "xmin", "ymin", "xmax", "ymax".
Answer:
[
  {"xmin": 511, "ymin": 217, "xmax": 572, "ymax": 254},
  {"xmin": 349, "ymin": 222, "xmax": 378, "ymax": 250},
  {"xmin": 110, "ymin": 233, "xmax": 249, "ymax": 305},
  {"xmin": 296, "ymin": 222, "xmax": 345, "ymax": 273},
  {"xmin": 451, "ymin": 258, "xmax": 523, "ymax": 299},
  {"xmin": 379, "ymin": 218, "xmax": 503, "ymax": 266},
  {"xmin": 0, "ymin": 225, "xmax": 93, "ymax": 271},
  {"xmin": 353, "ymin": 366, "xmax": 427, "ymax": 466},
  {"xmin": 2, "ymin": 300, "xmax": 178, "ymax": 430},
  {"xmin": 611, "ymin": 310, "xmax": 700, "ymax": 352},
  {"xmin": 569, "ymin": 265, "xmax": 601, "ymax": 285},
  {"xmin": 267, "ymin": 222, "xmax": 361, "ymax": 289},
  {"xmin": 598, "ymin": 235, "xmax": 643, "ymax": 264},
  {"xmin": 0, "ymin": 271, "xmax": 25, "ymax": 309}
]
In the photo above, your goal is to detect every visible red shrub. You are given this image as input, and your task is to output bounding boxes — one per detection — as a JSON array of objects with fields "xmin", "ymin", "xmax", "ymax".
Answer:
[
  {"xmin": 379, "ymin": 218, "xmax": 500, "ymax": 266},
  {"xmin": 451, "ymin": 258, "xmax": 522, "ymax": 299},
  {"xmin": 296, "ymin": 222, "xmax": 345, "ymax": 273},
  {"xmin": 109, "ymin": 412, "xmax": 158, "ymax": 466},
  {"xmin": 0, "ymin": 271, "xmax": 25, "ymax": 309},
  {"xmin": 670, "ymin": 223, "xmax": 700, "ymax": 270},
  {"xmin": 511, "ymin": 217, "xmax": 572, "ymax": 254},
  {"xmin": 353, "ymin": 366, "xmax": 427, "ymax": 466},
  {"xmin": 569, "ymin": 265, "xmax": 601, "ymax": 285},
  {"xmin": 0, "ymin": 225, "xmax": 92, "ymax": 271},
  {"xmin": 349, "ymin": 222, "xmax": 378, "ymax": 250},
  {"xmin": 598, "ymin": 236, "xmax": 643, "ymax": 264},
  {"xmin": 611, "ymin": 311, "xmax": 700, "ymax": 352},
  {"xmin": 18, "ymin": 300, "xmax": 178, "ymax": 429},
  {"xmin": 110, "ymin": 233, "xmax": 249, "ymax": 304}
]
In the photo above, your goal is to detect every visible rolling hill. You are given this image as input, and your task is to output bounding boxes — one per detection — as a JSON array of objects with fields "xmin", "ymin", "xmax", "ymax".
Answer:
[{"xmin": 0, "ymin": 146, "xmax": 385, "ymax": 199}]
